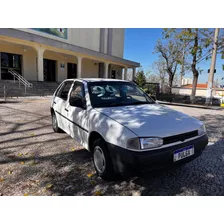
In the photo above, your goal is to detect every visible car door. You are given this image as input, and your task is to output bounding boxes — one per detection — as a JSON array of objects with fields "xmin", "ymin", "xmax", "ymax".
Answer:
[
  {"xmin": 66, "ymin": 81, "xmax": 89, "ymax": 147},
  {"xmin": 53, "ymin": 80, "xmax": 74, "ymax": 134}
]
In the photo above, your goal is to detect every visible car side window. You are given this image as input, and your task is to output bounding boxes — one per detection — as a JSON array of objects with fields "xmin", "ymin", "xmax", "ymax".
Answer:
[
  {"xmin": 70, "ymin": 82, "xmax": 85, "ymax": 99},
  {"xmin": 56, "ymin": 81, "xmax": 73, "ymax": 100}
]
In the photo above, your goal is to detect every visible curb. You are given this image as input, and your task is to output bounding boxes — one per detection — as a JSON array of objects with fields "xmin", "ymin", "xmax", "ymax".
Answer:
[{"xmin": 157, "ymin": 101, "xmax": 224, "ymax": 110}]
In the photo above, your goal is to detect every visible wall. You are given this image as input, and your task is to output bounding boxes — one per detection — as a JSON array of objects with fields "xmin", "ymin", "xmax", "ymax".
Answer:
[
  {"xmin": 23, "ymin": 48, "xmax": 37, "ymax": 80},
  {"xmin": 16, "ymin": 28, "xmax": 101, "ymax": 52},
  {"xmin": 172, "ymin": 88, "xmax": 208, "ymax": 97},
  {"xmin": 81, "ymin": 58, "xmax": 99, "ymax": 78},
  {"xmin": 44, "ymin": 51, "xmax": 80, "ymax": 82},
  {"xmin": 70, "ymin": 29, "xmax": 100, "ymax": 52},
  {"xmin": 111, "ymin": 29, "xmax": 124, "ymax": 58},
  {"xmin": 15, "ymin": 28, "xmax": 125, "ymax": 58}
]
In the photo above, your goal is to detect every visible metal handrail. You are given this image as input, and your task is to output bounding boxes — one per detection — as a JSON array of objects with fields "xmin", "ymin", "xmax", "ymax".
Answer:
[{"xmin": 8, "ymin": 69, "xmax": 33, "ymax": 88}]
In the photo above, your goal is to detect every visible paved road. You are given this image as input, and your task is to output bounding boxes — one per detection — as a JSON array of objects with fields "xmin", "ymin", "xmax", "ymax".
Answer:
[{"xmin": 0, "ymin": 97, "xmax": 223, "ymax": 195}]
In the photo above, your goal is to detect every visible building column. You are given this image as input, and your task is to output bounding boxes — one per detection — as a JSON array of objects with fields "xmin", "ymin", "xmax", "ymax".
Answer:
[
  {"xmin": 122, "ymin": 67, "xmax": 128, "ymax": 80},
  {"xmin": 0, "ymin": 52, "xmax": 1, "ymax": 80},
  {"xmin": 132, "ymin": 67, "xmax": 136, "ymax": 81},
  {"xmin": 104, "ymin": 62, "xmax": 109, "ymax": 78},
  {"xmin": 37, "ymin": 47, "xmax": 45, "ymax": 81},
  {"xmin": 77, "ymin": 56, "xmax": 82, "ymax": 78}
]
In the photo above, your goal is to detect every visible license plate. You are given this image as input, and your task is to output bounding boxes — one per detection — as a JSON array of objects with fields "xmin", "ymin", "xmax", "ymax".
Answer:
[{"xmin": 173, "ymin": 145, "xmax": 194, "ymax": 162}]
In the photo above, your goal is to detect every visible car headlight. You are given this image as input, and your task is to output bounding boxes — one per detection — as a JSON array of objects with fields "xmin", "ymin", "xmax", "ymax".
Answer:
[
  {"xmin": 140, "ymin": 137, "xmax": 163, "ymax": 149},
  {"xmin": 126, "ymin": 137, "xmax": 163, "ymax": 150},
  {"xmin": 198, "ymin": 124, "xmax": 206, "ymax": 136}
]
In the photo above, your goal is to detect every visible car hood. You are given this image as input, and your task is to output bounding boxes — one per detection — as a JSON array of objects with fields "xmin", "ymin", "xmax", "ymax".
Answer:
[{"xmin": 95, "ymin": 103, "xmax": 202, "ymax": 138}]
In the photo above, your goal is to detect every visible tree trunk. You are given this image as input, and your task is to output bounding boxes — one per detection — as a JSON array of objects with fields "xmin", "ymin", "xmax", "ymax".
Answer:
[
  {"xmin": 160, "ymin": 79, "xmax": 165, "ymax": 94},
  {"xmin": 168, "ymin": 72, "xmax": 174, "ymax": 94},
  {"xmin": 191, "ymin": 72, "xmax": 199, "ymax": 103},
  {"xmin": 190, "ymin": 29, "xmax": 199, "ymax": 104}
]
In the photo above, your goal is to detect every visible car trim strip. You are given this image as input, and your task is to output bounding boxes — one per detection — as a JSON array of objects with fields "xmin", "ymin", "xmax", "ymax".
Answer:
[{"xmin": 55, "ymin": 111, "xmax": 89, "ymax": 133}]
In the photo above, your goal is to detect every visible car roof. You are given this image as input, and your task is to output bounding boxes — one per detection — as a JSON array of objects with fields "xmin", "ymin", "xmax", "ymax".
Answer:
[{"xmin": 64, "ymin": 78, "xmax": 131, "ymax": 83}]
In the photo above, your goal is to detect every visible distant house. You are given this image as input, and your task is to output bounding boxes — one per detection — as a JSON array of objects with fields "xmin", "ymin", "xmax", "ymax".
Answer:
[
  {"xmin": 172, "ymin": 83, "xmax": 224, "ymax": 98},
  {"xmin": 184, "ymin": 84, "xmax": 208, "ymax": 89}
]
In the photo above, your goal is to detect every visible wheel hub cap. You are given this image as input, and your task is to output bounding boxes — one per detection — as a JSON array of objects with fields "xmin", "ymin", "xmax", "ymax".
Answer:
[{"xmin": 94, "ymin": 146, "xmax": 106, "ymax": 173}]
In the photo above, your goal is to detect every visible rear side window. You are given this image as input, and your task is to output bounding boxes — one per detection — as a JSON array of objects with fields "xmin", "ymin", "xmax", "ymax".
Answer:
[
  {"xmin": 70, "ymin": 82, "xmax": 85, "ymax": 99},
  {"xmin": 56, "ymin": 81, "xmax": 73, "ymax": 100}
]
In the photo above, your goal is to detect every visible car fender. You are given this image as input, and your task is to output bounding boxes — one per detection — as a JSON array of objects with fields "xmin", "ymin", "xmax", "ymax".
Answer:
[{"xmin": 87, "ymin": 108, "xmax": 137, "ymax": 149}]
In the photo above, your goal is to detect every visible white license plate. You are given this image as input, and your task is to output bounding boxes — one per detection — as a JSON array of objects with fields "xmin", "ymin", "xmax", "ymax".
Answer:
[{"xmin": 173, "ymin": 145, "xmax": 194, "ymax": 162}]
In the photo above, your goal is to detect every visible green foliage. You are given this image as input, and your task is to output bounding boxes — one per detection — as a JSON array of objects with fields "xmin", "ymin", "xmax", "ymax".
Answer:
[
  {"xmin": 162, "ymin": 28, "xmax": 213, "ymax": 61},
  {"xmin": 142, "ymin": 88, "xmax": 149, "ymax": 93},
  {"xmin": 135, "ymin": 70, "xmax": 146, "ymax": 88},
  {"xmin": 161, "ymin": 28, "xmax": 215, "ymax": 102}
]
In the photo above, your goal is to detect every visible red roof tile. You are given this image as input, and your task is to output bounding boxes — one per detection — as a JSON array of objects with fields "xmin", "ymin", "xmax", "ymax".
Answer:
[{"xmin": 184, "ymin": 84, "xmax": 208, "ymax": 88}]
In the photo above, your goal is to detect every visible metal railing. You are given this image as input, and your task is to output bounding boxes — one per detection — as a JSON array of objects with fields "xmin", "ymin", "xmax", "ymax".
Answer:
[{"xmin": 8, "ymin": 69, "xmax": 33, "ymax": 94}]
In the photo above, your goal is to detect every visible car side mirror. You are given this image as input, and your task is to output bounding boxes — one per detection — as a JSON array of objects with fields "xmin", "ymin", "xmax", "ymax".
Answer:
[
  {"xmin": 69, "ymin": 97, "xmax": 86, "ymax": 109},
  {"xmin": 151, "ymin": 95, "xmax": 157, "ymax": 101}
]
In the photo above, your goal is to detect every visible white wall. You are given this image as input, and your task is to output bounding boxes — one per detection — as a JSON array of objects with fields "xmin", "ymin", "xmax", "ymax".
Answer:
[{"xmin": 172, "ymin": 88, "xmax": 208, "ymax": 97}]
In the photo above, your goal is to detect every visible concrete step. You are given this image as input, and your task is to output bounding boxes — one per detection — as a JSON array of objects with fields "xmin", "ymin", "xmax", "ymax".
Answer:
[{"xmin": 0, "ymin": 80, "xmax": 60, "ymax": 98}]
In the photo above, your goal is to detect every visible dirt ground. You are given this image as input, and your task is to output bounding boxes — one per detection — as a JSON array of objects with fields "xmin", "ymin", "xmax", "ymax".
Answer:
[{"xmin": 0, "ymin": 97, "xmax": 224, "ymax": 196}]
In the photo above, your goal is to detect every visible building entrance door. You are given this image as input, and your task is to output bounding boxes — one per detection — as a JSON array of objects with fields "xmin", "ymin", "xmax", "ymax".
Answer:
[
  {"xmin": 67, "ymin": 63, "xmax": 77, "ymax": 79},
  {"xmin": 44, "ymin": 59, "xmax": 56, "ymax": 82},
  {"xmin": 1, "ymin": 52, "xmax": 22, "ymax": 80},
  {"xmin": 111, "ymin": 69, "xmax": 116, "ymax": 79}
]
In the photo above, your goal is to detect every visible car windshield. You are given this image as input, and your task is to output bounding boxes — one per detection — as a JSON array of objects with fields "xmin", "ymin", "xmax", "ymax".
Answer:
[{"xmin": 87, "ymin": 81, "xmax": 155, "ymax": 108}]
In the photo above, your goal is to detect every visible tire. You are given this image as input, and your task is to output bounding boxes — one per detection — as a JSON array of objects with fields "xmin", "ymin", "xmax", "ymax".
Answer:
[
  {"xmin": 92, "ymin": 138, "xmax": 116, "ymax": 181},
  {"xmin": 52, "ymin": 112, "xmax": 63, "ymax": 133}
]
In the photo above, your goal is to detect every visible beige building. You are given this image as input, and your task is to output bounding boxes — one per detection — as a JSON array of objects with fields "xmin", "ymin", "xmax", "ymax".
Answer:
[{"xmin": 0, "ymin": 28, "xmax": 140, "ymax": 83}]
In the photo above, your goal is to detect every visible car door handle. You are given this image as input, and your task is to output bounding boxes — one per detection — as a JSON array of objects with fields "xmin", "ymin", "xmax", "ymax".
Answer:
[
  {"xmin": 65, "ymin": 108, "xmax": 69, "ymax": 112},
  {"xmin": 54, "ymin": 101, "xmax": 56, "ymax": 104}
]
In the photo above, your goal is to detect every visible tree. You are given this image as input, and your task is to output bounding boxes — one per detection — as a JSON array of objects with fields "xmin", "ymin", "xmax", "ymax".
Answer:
[
  {"xmin": 154, "ymin": 39, "xmax": 182, "ymax": 93},
  {"xmin": 151, "ymin": 59, "xmax": 168, "ymax": 93},
  {"xmin": 135, "ymin": 69, "xmax": 146, "ymax": 88},
  {"xmin": 163, "ymin": 28, "xmax": 214, "ymax": 103}
]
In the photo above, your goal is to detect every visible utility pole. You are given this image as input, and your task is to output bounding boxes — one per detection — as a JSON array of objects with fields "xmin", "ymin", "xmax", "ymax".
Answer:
[{"xmin": 206, "ymin": 28, "xmax": 220, "ymax": 105}]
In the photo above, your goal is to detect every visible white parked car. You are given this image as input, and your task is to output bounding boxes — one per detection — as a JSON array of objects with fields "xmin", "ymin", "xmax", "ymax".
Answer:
[{"xmin": 51, "ymin": 79, "xmax": 208, "ymax": 180}]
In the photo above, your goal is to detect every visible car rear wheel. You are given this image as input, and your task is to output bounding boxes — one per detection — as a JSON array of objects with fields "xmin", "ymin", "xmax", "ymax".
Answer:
[
  {"xmin": 92, "ymin": 138, "xmax": 116, "ymax": 181},
  {"xmin": 52, "ymin": 112, "xmax": 63, "ymax": 133}
]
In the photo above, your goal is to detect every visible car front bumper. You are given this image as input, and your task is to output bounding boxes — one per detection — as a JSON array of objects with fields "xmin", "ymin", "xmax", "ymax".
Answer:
[{"xmin": 107, "ymin": 134, "xmax": 208, "ymax": 173}]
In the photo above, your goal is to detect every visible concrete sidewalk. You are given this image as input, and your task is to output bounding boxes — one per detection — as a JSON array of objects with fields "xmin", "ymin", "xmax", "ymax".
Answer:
[{"xmin": 157, "ymin": 100, "xmax": 224, "ymax": 110}]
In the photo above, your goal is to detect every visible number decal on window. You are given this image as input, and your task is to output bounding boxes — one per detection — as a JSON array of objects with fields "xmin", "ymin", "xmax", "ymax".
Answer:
[
  {"xmin": 92, "ymin": 86, "xmax": 105, "ymax": 97},
  {"xmin": 92, "ymin": 85, "xmax": 117, "ymax": 97},
  {"xmin": 105, "ymin": 85, "xmax": 117, "ymax": 96}
]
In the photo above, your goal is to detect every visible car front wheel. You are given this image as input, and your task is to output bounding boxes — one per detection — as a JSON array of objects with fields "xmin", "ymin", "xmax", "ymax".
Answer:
[{"xmin": 93, "ymin": 138, "xmax": 116, "ymax": 181}]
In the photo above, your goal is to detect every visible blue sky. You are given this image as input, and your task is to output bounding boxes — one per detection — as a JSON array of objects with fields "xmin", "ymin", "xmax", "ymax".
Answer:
[{"xmin": 124, "ymin": 28, "xmax": 224, "ymax": 84}]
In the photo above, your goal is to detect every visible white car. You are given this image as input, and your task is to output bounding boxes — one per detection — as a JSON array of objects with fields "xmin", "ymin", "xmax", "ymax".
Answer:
[{"xmin": 51, "ymin": 79, "xmax": 208, "ymax": 180}]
